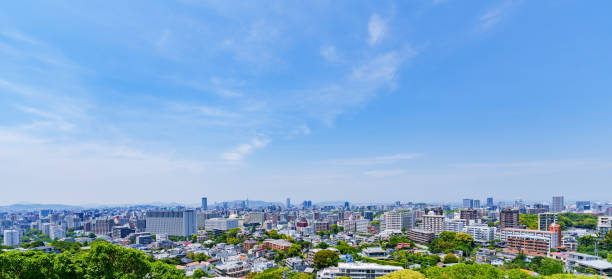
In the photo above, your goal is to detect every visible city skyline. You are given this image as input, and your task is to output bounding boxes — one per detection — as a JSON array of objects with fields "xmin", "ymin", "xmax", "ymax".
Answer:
[{"xmin": 2, "ymin": 1, "xmax": 612, "ymax": 204}]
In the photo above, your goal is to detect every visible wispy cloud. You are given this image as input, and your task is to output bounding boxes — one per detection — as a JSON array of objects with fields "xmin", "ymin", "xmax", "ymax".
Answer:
[
  {"xmin": 221, "ymin": 137, "xmax": 271, "ymax": 162},
  {"xmin": 291, "ymin": 124, "xmax": 311, "ymax": 136},
  {"xmin": 368, "ymin": 14, "xmax": 387, "ymax": 45},
  {"xmin": 320, "ymin": 45, "xmax": 339, "ymax": 62},
  {"xmin": 330, "ymin": 153, "xmax": 422, "ymax": 166},
  {"xmin": 364, "ymin": 169, "xmax": 407, "ymax": 177},
  {"xmin": 478, "ymin": 0, "xmax": 518, "ymax": 30}
]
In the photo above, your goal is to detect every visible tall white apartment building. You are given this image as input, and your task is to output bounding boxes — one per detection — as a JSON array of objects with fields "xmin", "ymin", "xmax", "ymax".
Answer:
[
  {"xmin": 443, "ymin": 220, "xmax": 465, "ymax": 233},
  {"xmin": 49, "ymin": 225, "xmax": 66, "ymax": 240},
  {"xmin": 382, "ymin": 211, "xmax": 412, "ymax": 232},
  {"xmin": 356, "ymin": 219, "xmax": 370, "ymax": 233},
  {"xmin": 205, "ymin": 218, "xmax": 239, "ymax": 231},
  {"xmin": 598, "ymin": 216, "xmax": 612, "ymax": 234},
  {"xmin": 465, "ymin": 224, "xmax": 496, "ymax": 243},
  {"xmin": 146, "ymin": 210, "xmax": 197, "ymax": 237},
  {"xmin": 3, "ymin": 230, "xmax": 20, "ymax": 247},
  {"xmin": 422, "ymin": 212, "xmax": 445, "ymax": 235}
]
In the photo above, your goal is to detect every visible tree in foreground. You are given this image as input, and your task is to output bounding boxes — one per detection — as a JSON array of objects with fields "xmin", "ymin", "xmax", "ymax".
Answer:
[
  {"xmin": 377, "ymin": 269, "xmax": 426, "ymax": 279},
  {"xmin": 313, "ymin": 250, "xmax": 339, "ymax": 269}
]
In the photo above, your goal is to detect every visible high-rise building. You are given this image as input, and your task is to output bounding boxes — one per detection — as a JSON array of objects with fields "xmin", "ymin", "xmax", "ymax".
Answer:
[
  {"xmin": 201, "ymin": 197, "xmax": 208, "ymax": 210},
  {"xmin": 576, "ymin": 201, "xmax": 591, "ymax": 211},
  {"xmin": 422, "ymin": 212, "xmax": 444, "ymax": 235},
  {"xmin": 286, "ymin": 198, "xmax": 291, "ymax": 208},
  {"xmin": 486, "ymin": 197, "xmax": 494, "ymax": 208},
  {"xmin": 146, "ymin": 210, "xmax": 197, "ymax": 237},
  {"xmin": 500, "ymin": 209, "xmax": 520, "ymax": 229},
  {"xmin": 465, "ymin": 224, "xmax": 496, "ymax": 243},
  {"xmin": 463, "ymin": 199, "xmax": 474, "ymax": 209},
  {"xmin": 382, "ymin": 211, "xmax": 412, "ymax": 231},
  {"xmin": 344, "ymin": 201, "xmax": 350, "ymax": 209},
  {"xmin": 538, "ymin": 213, "xmax": 558, "ymax": 231},
  {"xmin": 473, "ymin": 200, "xmax": 481, "ymax": 209},
  {"xmin": 552, "ymin": 196, "xmax": 564, "ymax": 212},
  {"xmin": 3, "ymin": 230, "xmax": 20, "ymax": 247},
  {"xmin": 460, "ymin": 209, "xmax": 478, "ymax": 221}
]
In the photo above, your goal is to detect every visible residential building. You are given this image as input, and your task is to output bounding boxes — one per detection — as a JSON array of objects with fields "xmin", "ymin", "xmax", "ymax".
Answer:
[
  {"xmin": 112, "ymin": 226, "xmax": 135, "ymax": 238},
  {"xmin": 262, "ymin": 239, "xmax": 292, "ymax": 251},
  {"xmin": 3, "ymin": 229, "xmax": 20, "ymax": 247},
  {"xmin": 465, "ymin": 224, "xmax": 496, "ymax": 243},
  {"xmin": 538, "ymin": 213, "xmax": 558, "ymax": 231},
  {"xmin": 499, "ymin": 228, "xmax": 560, "ymax": 255},
  {"xmin": 597, "ymin": 216, "xmax": 612, "ymax": 235},
  {"xmin": 460, "ymin": 209, "xmax": 478, "ymax": 221},
  {"xmin": 146, "ymin": 210, "xmax": 197, "ymax": 237},
  {"xmin": 406, "ymin": 229, "xmax": 435, "ymax": 243},
  {"xmin": 565, "ymin": 252, "xmax": 612, "ymax": 276},
  {"xmin": 422, "ymin": 212, "xmax": 444, "ymax": 235},
  {"xmin": 443, "ymin": 220, "xmax": 465, "ymax": 233},
  {"xmin": 317, "ymin": 262, "xmax": 403, "ymax": 279},
  {"xmin": 499, "ymin": 209, "xmax": 520, "ymax": 229},
  {"xmin": 356, "ymin": 219, "xmax": 370, "ymax": 233},
  {"xmin": 361, "ymin": 247, "xmax": 388, "ymax": 259},
  {"xmin": 49, "ymin": 225, "xmax": 65, "ymax": 240},
  {"xmin": 552, "ymin": 196, "xmax": 564, "ymax": 212}
]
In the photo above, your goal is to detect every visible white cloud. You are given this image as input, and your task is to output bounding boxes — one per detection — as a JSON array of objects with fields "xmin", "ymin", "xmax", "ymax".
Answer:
[
  {"xmin": 478, "ymin": 0, "xmax": 517, "ymax": 30},
  {"xmin": 364, "ymin": 169, "xmax": 407, "ymax": 177},
  {"xmin": 221, "ymin": 138, "xmax": 270, "ymax": 162},
  {"xmin": 368, "ymin": 14, "xmax": 387, "ymax": 45},
  {"xmin": 330, "ymin": 153, "xmax": 422, "ymax": 166},
  {"xmin": 320, "ymin": 45, "xmax": 338, "ymax": 61},
  {"xmin": 351, "ymin": 49, "xmax": 415, "ymax": 83},
  {"xmin": 292, "ymin": 124, "xmax": 311, "ymax": 136}
]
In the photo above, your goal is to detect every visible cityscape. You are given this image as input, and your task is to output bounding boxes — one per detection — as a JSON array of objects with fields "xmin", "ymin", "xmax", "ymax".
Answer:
[
  {"xmin": 1, "ymin": 196, "xmax": 612, "ymax": 278},
  {"xmin": 2, "ymin": 1, "xmax": 612, "ymax": 279}
]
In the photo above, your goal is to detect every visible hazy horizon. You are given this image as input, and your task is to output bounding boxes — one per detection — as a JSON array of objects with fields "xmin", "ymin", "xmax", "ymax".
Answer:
[{"xmin": 1, "ymin": 1, "xmax": 611, "ymax": 205}]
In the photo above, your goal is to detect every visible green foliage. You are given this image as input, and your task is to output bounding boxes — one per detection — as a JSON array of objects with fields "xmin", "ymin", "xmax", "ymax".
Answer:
[
  {"xmin": 362, "ymin": 257, "xmax": 404, "ymax": 267},
  {"xmin": 429, "ymin": 232, "xmax": 474, "ymax": 256},
  {"xmin": 385, "ymin": 235, "xmax": 415, "ymax": 249},
  {"xmin": 287, "ymin": 243, "xmax": 303, "ymax": 257},
  {"xmin": 519, "ymin": 214, "xmax": 538, "ymax": 230},
  {"xmin": 192, "ymin": 269, "xmax": 205, "ymax": 278},
  {"xmin": 248, "ymin": 268, "xmax": 284, "ymax": 279},
  {"xmin": 313, "ymin": 250, "xmax": 339, "ymax": 269},
  {"xmin": 558, "ymin": 213, "xmax": 598, "ymax": 230},
  {"xmin": 0, "ymin": 241, "xmax": 186, "ymax": 278},
  {"xmin": 425, "ymin": 263, "xmax": 532, "ymax": 279},
  {"xmin": 504, "ymin": 256, "xmax": 563, "ymax": 276},
  {"xmin": 442, "ymin": 253, "xmax": 458, "ymax": 264},
  {"xmin": 329, "ymin": 224, "xmax": 344, "ymax": 234},
  {"xmin": 316, "ymin": 242, "xmax": 329, "ymax": 249},
  {"xmin": 576, "ymin": 234, "xmax": 610, "ymax": 259},
  {"xmin": 392, "ymin": 250, "xmax": 440, "ymax": 267},
  {"xmin": 377, "ymin": 269, "xmax": 426, "ymax": 279},
  {"xmin": 186, "ymin": 252, "xmax": 210, "ymax": 262},
  {"xmin": 287, "ymin": 273, "xmax": 313, "ymax": 279},
  {"xmin": 335, "ymin": 241, "xmax": 356, "ymax": 255}
]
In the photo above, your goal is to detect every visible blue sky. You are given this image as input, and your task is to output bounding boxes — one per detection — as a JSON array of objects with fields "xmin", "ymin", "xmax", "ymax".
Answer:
[{"xmin": 1, "ymin": 0, "xmax": 611, "ymax": 205}]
